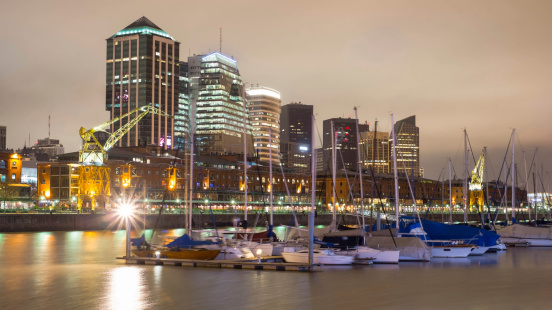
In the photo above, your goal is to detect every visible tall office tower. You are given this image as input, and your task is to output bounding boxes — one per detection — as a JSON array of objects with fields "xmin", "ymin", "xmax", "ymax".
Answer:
[
  {"xmin": 279, "ymin": 102, "xmax": 313, "ymax": 173},
  {"xmin": 0, "ymin": 126, "xmax": 6, "ymax": 150},
  {"xmin": 360, "ymin": 127, "xmax": 390, "ymax": 174},
  {"xmin": 195, "ymin": 52, "xmax": 253, "ymax": 155},
  {"xmin": 246, "ymin": 86, "xmax": 281, "ymax": 165},
  {"xmin": 175, "ymin": 61, "xmax": 190, "ymax": 150},
  {"xmin": 322, "ymin": 117, "xmax": 359, "ymax": 172},
  {"xmin": 391, "ymin": 115, "xmax": 420, "ymax": 177},
  {"xmin": 106, "ymin": 16, "xmax": 180, "ymax": 149}
]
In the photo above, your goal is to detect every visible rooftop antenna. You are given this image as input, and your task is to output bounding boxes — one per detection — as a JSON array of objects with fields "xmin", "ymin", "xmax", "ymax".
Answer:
[
  {"xmin": 48, "ymin": 115, "xmax": 51, "ymax": 144},
  {"xmin": 220, "ymin": 27, "xmax": 222, "ymax": 53}
]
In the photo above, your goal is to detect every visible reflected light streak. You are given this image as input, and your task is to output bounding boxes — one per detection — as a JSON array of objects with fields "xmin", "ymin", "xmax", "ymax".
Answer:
[{"xmin": 108, "ymin": 267, "xmax": 147, "ymax": 310}]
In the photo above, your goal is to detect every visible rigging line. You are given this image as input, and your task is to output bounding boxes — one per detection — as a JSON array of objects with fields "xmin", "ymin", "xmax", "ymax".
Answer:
[
  {"xmin": 465, "ymin": 131, "xmax": 477, "ymax": 165},
  {"xmin": 278, "ymin": 163, "xmax": 301, "ymax": 235},
  {"xmin": 367, "ymin": 165, "xmax": 397, "ymax": 248},
  {"xmin": 149, "ymin": 144, "xmax": 183, "ymax": 244},
  {"xmin": 425, "ymin": 169, "xmax": 443, "ymax": 220},
  {"xmin": 493, "ymin": 163, "xmax": 512, "ymax": 223},
  {"xmin": 338, "ymin": 149, "xmax": 361, "ymax": 227},
  {"xmin": 489, "ymin": 133, "xmax": 512, "ymax": 209},
  {"xmin": 526, "ymin": 148, "xmax": 538, "ymax": 179}
]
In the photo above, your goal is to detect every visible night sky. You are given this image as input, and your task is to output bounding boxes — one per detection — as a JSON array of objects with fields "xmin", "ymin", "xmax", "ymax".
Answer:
[{"xmin": 1, "ymin": 0, "xmax": 551, "ymax": 184}]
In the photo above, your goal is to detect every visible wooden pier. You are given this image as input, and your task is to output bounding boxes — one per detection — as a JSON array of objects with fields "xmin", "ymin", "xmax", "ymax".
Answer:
[{"xmin": 117, "ymin": 256, "xmax": 318, "ymax": 272}]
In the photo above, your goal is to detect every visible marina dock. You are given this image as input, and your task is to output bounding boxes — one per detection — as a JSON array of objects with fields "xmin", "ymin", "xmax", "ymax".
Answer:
[{"xmin": 117, "ymin": 256, "xmax": 318, "ymax": 272}]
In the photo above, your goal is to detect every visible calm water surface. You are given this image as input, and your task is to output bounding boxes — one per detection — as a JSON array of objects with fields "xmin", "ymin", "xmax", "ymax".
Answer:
[{"xmin": 0, "ymin": 229, "xmax": 551, "ymax": 310}]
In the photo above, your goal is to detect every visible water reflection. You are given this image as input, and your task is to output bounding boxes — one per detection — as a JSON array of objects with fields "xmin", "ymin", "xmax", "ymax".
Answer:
[
  {"xmin": 0, "ymin": 230, "xmax": 551, "ymax": 309},
  {"xmin": 107, "ymin": 267, "xmax": 148, "ymax": 310}
]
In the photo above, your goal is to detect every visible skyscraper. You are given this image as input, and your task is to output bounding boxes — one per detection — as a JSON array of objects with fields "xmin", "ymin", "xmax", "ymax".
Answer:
[
  {"xmin": 246, "ymin": 85, "xmax": 281, "ymax": 165},
  {"xmin": 322, "ymin": 117, "xmax": 360, "ymax": 172},
  {"xmin": 391, "ymin": 115, "xmax": 420, "ymax": 177},
  {"xmin": 106, "ymin": 16, "xmax": 179, "ymax": 149},
  {"xmin": 194, "ymin": 52, "xmax": 252, "ymax": 155},
  {"xmin": 360, "ymin": 128, "xmax": 390, "ymax": 174},
  {"xmin": 175, "ymin": 61, "xmax": 190, "ymax": 150},
  {"xmin": 279, "ymin": 103, "xmax": 313, "ymax": 173}
]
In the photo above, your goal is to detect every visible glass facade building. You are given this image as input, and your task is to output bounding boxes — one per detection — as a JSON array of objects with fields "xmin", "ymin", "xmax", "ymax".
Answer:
[
  {"xmin": 322, "ymin": 118, "xmax": 361, "ymax": 172},
  {"xmin": 106, "ymin": 16, "xmax": 179, "ymax": 149},
  {"xmin": 175, "ymin": 61, "xmax": 190, "ymax": 150},
  {"xmin": 391, "ymin": 115, "xmax": 420, "ymax": 177},
  {"xmin": 246, "ymin": 86, "xmax": 281, "ymax": 165},
  {"xmin": 194, "ymin": 52, "xmax": 252, "ymax": 155},
  {"xmin": 279, "ymin": 103, "xmax": 313, "ymax": 173}
]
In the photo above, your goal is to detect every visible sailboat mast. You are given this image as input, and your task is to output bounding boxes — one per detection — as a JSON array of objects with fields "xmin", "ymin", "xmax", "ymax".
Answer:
[
  {"xmin": 391, "ymin": 114, "xmax": 399, "ymax": 234},
  {"xmin": 511, "ymin": 129, "xmax": 516, "ymax": 222},
  {"xmin": 243, "ymin": 90, "xmax": 248, "ymax": 226},
  {"xmin": 188, "ymin": 101, "xmax": 195, "ymax": 234},
  {"xmin": 354, "ymin": 107, "xmax": 365, "ymax": 235},
  {"xmin": 464, "ymin": 129, "xmax": 469, "ymax": 223},
  {"xmin": 449, "ymin": 158, "xmax": 452, "ymax": 223},
  {"xmin": 331, "ymin": 120, "xmax": 337, "ymax": 230},
  {"xmin": 269, "ymin": 127, "xmax": 273, "ymax": 231},
  {"xmin": 309, "ymin": 114, "xmax": 316, "ymax": 266}
]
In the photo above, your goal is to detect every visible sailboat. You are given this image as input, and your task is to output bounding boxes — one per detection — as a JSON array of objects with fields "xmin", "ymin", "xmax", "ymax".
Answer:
[
  {"xmin": 397, "ymin": 130, "xmax": 501, "ymax": 257},
  {"xmin": 131, "ymin": 234, "xmax": 221, "ymax": 260}
]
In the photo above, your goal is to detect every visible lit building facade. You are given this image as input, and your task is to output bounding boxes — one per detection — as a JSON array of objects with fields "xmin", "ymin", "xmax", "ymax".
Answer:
[
  {"xmin": 0, "ymin": 153, "xmax": 31, "ymax": 208},
  {"xmin": 279, "ymin": 103, "xmax": 313, "ymax": 173},
  {"xmin": 360, "ymin": 130, "xmax": 390, "ymax": 174},
  {"xmin": 391, "ymin": 115, "xmax": 420, "ymax": 177},
  {"xmin": 194, "ymin": 52, "xmax": 252, "ymax": 155},
  {"xmin": 106, "ymin": 16, "xmax": 180, "ymax": 149},
  {"xmin": 175, "ymin": 61, "xmax": 190, "ymax": 150},
  {"xmin": 246, "ymin": 86, "xmax": 281, "ymax": 165}
]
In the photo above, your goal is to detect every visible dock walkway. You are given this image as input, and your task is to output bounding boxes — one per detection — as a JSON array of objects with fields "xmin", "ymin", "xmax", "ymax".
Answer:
[{"xmin": 117, "ymin": 256, "xmax": 317, "ymax": 272}]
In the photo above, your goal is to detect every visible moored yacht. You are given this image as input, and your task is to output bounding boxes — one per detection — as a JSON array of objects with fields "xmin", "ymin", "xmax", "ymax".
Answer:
[{"xmin": 282, "ymin": 248, "xmax": 354, "ymax": 265}]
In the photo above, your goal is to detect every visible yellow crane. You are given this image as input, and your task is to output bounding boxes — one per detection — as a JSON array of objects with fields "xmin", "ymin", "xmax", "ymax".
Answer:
[
  {"xmin": 77, "ymin": 105, "xmax": 172, "ymax": 210},
  {"xmin": 469, "ymin": 149, "xmax": 485, "ymax": 211}
]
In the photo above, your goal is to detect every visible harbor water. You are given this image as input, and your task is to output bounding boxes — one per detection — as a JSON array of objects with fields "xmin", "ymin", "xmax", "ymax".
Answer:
[{"xmin": 0, "ymin": 229, "xmax": 551, "ymax": 310}]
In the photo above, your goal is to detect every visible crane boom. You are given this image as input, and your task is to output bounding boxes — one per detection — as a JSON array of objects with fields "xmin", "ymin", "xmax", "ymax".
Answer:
[{"xmin": 79, "ymin": 105, "xmax": 172, "ymax": 164}]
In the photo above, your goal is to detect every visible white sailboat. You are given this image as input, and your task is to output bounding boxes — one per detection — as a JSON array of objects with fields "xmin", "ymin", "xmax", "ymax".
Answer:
[{"xmin": 282, "ymin": 248, "xmax": 354, "ymax": 265}]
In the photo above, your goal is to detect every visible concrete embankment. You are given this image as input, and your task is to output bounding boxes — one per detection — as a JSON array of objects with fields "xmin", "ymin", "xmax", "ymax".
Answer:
[{"xmin": 0, "ymin": 213, "xmax": 483, "ymax": 232}]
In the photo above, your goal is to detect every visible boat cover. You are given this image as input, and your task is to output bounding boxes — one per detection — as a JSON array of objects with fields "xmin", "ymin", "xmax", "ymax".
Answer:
[
  {"xmin": 131, "ymin": 234, "xmax": 150, "ymax": 247},
  {"xmin": 399, "ymin": 216, "xmax": 500, "ymax": 247},
  {"xmin": 287, "ymin": 226, "xmax": 331, "ymax": 240},
  {"xmin": 498, "ymin": 224, "xmax": 552, "ymax": 240},
  {"xmin": 235, "ymin": 230, "xmax": 280, "ymax": 242},
  {"xmin": 166, "ymin": 234, "xmax": 217, "ymax": 248},
  {"xmin": 365, "ymin": 236, "xmax": 432, "ymax": 261}
]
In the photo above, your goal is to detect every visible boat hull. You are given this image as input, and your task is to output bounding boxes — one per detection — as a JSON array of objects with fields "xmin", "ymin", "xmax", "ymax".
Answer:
[
  {"xmin": 282, "ymin": 251, "xmax": 354, "ymax": 265},
  {"xmin": 468, "ymin": 246, "xmax": 490, "ymax": 256},
  {"xmin": 133, "ymin": 249, "xmax": 220, "ymax": 260},
  {"xmin": 431, "ymin": 246, "xmax": 473, "ymax": 258},
  {"xmin": 338, "ymin": 247, "xmax": 400, "ymax": 264},
  {"xmin": 501, "ymin": 237, "xmax": 552, "ymax": 247}
]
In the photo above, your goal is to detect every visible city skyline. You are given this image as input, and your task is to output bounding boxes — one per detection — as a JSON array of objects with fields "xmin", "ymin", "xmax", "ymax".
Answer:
[{"xmin": 1, "ymin": 0, "xmax": 551, "ymax": 182}]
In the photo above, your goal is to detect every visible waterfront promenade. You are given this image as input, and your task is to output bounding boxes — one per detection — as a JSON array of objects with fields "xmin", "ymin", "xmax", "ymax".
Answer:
[{"xmin": 0, "ymin": 211, "xmax": 496, "ymax": 232}]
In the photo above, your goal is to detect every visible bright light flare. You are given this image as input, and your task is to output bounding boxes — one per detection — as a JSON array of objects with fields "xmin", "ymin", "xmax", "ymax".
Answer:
[
  {"xmin": 107, "ymin": 188, "xmax": 144, "ymax": 232},
  {"xmin": 118, "ymin": 203, "xmax": 134, "ymax": 217}
]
